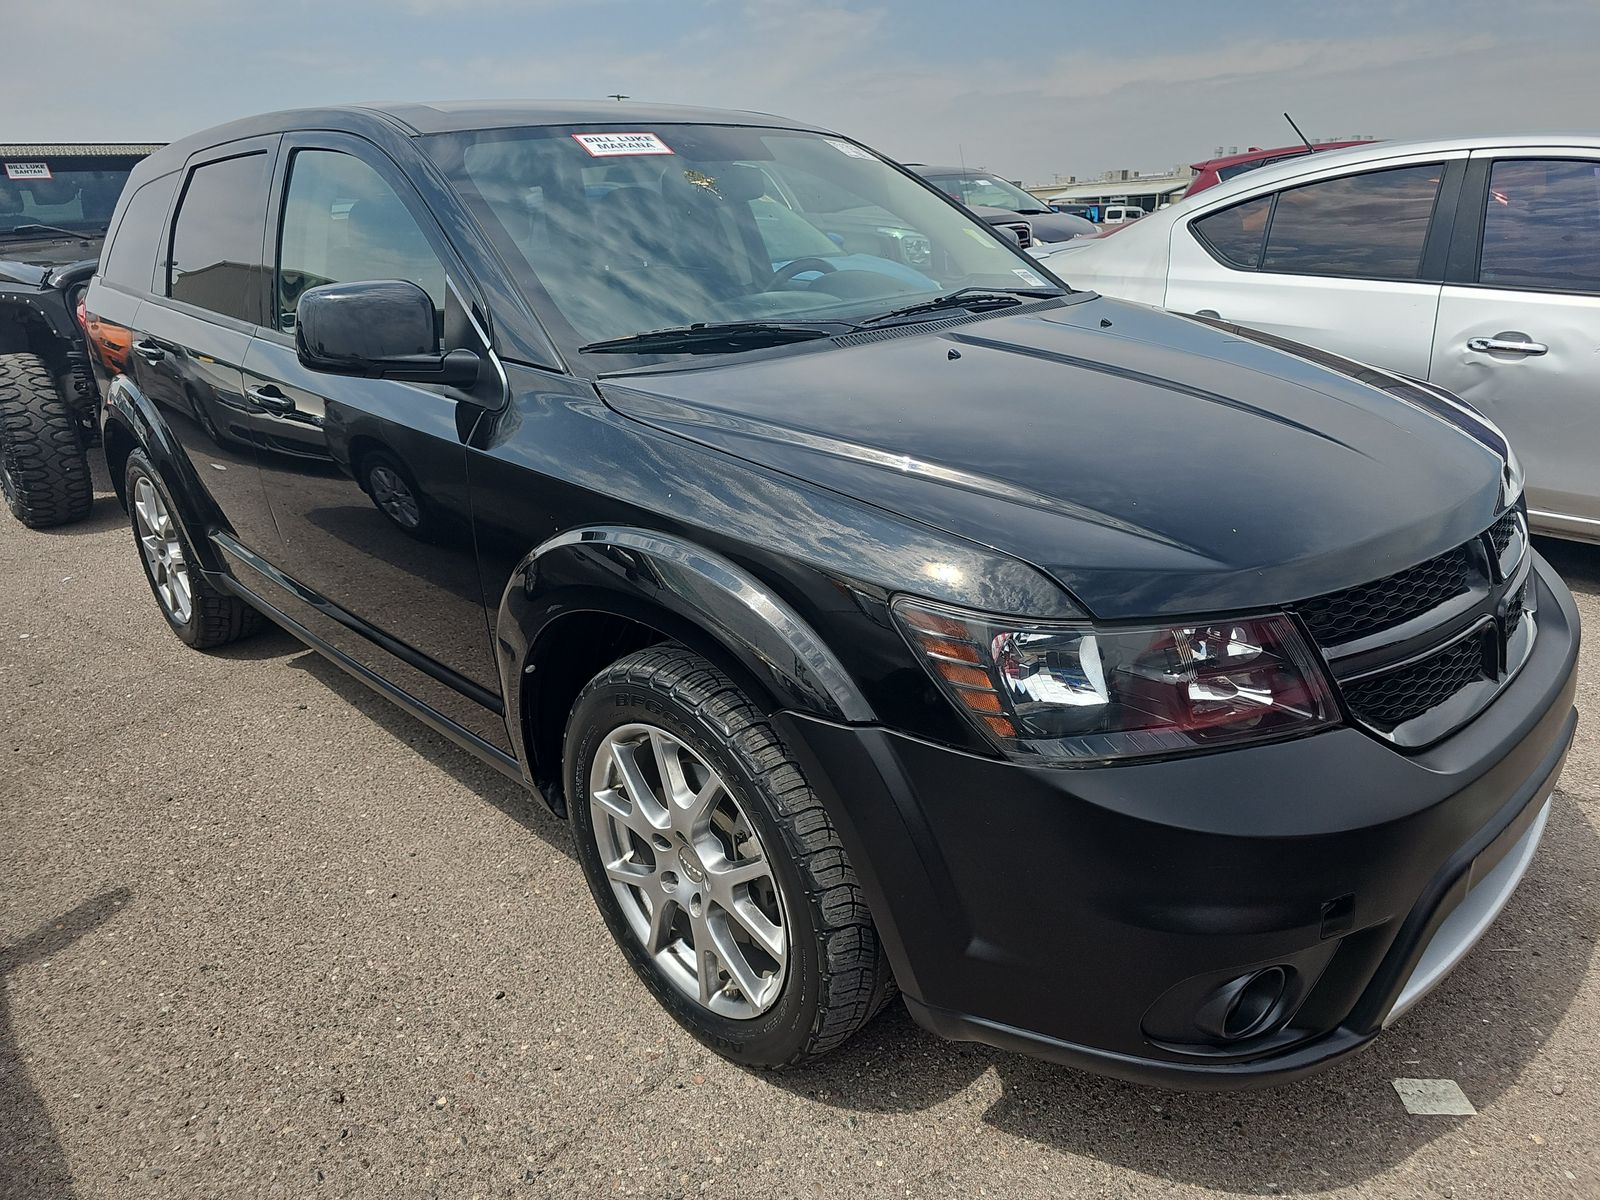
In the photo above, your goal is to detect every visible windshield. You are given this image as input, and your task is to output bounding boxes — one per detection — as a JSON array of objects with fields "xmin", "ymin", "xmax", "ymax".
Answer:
[
  {"xmin": 0, "ymin": 156, "xmax": 140, "ymax": 238},
  {"xmin": 423, "ymin": 125, "xmax": 1060, "ymax": 364},
  {"xmin": 924, "ymin": 172, "xmax": 1043, "ymax": 213}
]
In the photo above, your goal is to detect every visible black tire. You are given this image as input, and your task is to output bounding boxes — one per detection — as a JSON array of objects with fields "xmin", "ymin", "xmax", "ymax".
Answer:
[
  {"xmin": 0, "ymin": 351, "xmax": 93, "ymax": 529},
  {"xmin": 124, "ymin": 448, "xmax": 264, "ymax": 649},
  {"xmin": 566, "ymin": 645, "xmax": 895, "ymax": 1068}
]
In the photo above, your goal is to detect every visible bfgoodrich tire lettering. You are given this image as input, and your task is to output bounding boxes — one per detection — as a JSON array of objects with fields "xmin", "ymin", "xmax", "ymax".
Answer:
[
  {"xmin": 0, "ymin": 351, "xmax": 93, "ymax": 529},
  {"xmin": 566, "ymin": 645, "xmax": 895, "ymax": 1067}
]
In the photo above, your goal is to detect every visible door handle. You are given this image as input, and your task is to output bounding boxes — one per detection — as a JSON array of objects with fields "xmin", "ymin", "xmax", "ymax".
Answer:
[
  {"xmin": 1467, "ymin": 336, "xmax": 1548, "ymax": 356},
  {"xmin": 247, "ymin": 384, "xmax": 297, "ymax": 415},
  {"xmin": 132, "ymin": 339, "xmax": 166, "ymax": 364}
]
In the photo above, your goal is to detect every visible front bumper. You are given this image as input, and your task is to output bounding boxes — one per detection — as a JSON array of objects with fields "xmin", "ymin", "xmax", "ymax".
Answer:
[{"xmin": 779, "ymin": 555, "xmax": 1580, "ymax": 1088}]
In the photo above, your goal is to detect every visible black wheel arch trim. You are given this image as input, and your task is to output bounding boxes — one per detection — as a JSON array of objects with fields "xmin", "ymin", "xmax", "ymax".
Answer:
[
  {"xmin": 101, "ymin": 373, "xmax": 231, "ymax": 573},
  {"xmin": 497, "ymin": 525, "xmax": 877, "ymax": 795}
]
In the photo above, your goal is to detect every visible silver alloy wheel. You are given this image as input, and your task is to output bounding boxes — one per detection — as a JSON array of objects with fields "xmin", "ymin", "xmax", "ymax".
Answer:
[
  {"xmin": 132, "ymin": 475, "xmax": 192, "ymax": 624},
  {"xmin": 589, "ymin": 723, "xmax": 789, "ymax": 1019},
  {"xmin": 368, "ymin": 465, "xmax": 420, "ymax": 529}
]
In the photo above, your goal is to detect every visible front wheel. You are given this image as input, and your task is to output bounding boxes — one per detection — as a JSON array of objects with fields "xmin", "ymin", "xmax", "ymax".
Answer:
[{"xmin": 566, "ymin": 646, "xmax": 895, "ymax": 1067}]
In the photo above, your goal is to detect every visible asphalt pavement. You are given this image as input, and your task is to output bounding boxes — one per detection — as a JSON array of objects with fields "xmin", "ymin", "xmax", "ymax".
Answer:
[{"xmin": 3, "ymin": 456, "xmax": 1597, "ymax": 1199}]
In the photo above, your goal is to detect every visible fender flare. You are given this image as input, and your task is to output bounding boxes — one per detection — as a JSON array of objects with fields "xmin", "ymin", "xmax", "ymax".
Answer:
[
  {"xmin": 101, "ymin": 373, "xmax": 230, "ymax": 573},
  {"xmin": 497, "ymin": 526, "xmax": 876, "ymax": 779}
]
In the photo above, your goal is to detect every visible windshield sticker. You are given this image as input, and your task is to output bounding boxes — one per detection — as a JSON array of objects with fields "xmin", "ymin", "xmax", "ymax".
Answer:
[
  {"xmin": 826, "ymin": 139, "xmax": 875, "ymax": 160},
  {"xmin": 1013, "ymin": 267, "xmax": 1047, "ymax": 286},
  {"xmin": 571, "ymin": 132, "xmax": 674, "ymax": 157},
  {"xmin": 4, "ymin": 162, "xmax": 53, "ymax": 181}
]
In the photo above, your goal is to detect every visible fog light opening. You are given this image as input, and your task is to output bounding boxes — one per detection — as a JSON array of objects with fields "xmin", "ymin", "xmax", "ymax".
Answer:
[
  {"xmin": 1222, "ymin": 967, "xmax": 1289, "ymax": 1040},
  {"xmin": 1190, "ymin": 965, "xmax": 1294, "ymax": 1044}
]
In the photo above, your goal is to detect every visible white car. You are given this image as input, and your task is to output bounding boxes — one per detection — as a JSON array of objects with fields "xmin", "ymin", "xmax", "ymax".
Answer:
[{"xmin": 1047, "ymin": 136, "xmax": 1600, "ymax": 544}]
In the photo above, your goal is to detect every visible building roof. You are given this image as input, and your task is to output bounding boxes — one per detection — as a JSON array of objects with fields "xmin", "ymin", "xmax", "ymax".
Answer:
[
  {"xmin": 0, "ymin": 143, "xmax": 163, "ymax": 157},
  {"xmin": 1040, "ymin": 174, "xmax": 1193, "ymax": 203}
]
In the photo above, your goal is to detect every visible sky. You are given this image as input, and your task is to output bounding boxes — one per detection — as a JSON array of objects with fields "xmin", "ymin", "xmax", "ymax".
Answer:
[{"xmin": 14, "ymin": 0, "xmax": 1600, "ymax": 185}]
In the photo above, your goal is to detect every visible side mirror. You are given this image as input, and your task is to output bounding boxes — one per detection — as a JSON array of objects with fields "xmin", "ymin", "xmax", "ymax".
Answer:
[{"xmin": 295, "ymin": 279, "xmax": 479, "ymax": 387}]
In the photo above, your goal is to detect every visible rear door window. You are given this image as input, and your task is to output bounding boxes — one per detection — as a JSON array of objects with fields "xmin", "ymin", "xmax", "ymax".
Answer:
[
  {"xmin": 101, "ymin": 172, "xmax": 178, "ymax": 294},
  {"xmin": 167, "ymin": 152, "xmax": 271, "ymax": 323},
  {"xmin": 1259, "ymin": 163, "xmax": 1442, "ymax": 280},
  {"xmin": 1478, "ymin": 158, "xmax": 1600, "ymax": 293}
]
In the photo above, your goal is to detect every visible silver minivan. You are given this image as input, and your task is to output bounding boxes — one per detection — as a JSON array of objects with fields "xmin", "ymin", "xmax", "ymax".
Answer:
[{"xmin": 1050, "ymin": 136, "xmax": 1600, "ymax": 543}]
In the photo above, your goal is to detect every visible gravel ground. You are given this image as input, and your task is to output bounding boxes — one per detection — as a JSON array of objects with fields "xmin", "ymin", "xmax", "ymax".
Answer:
[{"xmin": 2, "ymin": 457, "xmax": 1596, "ymax": 1200}]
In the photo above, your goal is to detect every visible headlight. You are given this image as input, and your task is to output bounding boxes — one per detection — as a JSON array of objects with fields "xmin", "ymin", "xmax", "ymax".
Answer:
[{"xmin": 894, "ymin": 598, "xmax": 1339, "ymax": 763}]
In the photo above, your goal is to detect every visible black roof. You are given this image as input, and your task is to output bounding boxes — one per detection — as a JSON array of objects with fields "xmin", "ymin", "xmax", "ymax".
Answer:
[
  {"xmin": 366, "ymin": 99, "xmax": 828, "ymax": 136},
  {"xmin": 128, "ymin": 100, "xmax": 836, "ymax": 189}
]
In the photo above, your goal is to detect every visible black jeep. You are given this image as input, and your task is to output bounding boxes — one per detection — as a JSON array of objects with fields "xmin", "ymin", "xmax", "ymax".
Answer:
[{"xmin": 0, "ymin": 144, "xmax": 158, "ymax": 526}]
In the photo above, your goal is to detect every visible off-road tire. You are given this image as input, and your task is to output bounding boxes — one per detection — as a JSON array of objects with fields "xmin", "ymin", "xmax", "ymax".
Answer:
[
  {"xmin": 566, "ymin": 646, "xmax": 896, "ymax": 1067},
  {"xmin": 124, "ymin": 448, "xmax": 265, "ymax": 649},
  {"xmin": 0, "ymin": 352, "xmax": 93, "ymax": 528}
]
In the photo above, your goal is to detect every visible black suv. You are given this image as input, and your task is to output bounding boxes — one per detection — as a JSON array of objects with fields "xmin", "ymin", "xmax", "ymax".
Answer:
[
  {"xmin": 84, "ymin": 103, "xmax": 1579, "ymax": 1087},
  {"xmin": 1, "ymin": 144, "xmax": 158, "ymax": 526}
]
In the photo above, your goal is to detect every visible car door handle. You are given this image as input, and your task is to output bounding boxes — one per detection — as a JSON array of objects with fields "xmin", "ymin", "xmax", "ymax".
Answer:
[
  {"xmin": 132, "ymin": 339, "xmax": 166, "ymax": 364},
  {"xmin": 1467, "ymin": 336, "xmax": 1548, "ymax": 356},
  {"xmin": 247, "ymin": 384, "xmax": 297, "ymax": 415}
]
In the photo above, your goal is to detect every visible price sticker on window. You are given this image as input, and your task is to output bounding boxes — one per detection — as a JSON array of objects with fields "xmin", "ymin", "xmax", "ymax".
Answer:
[
  {"xmin": 5, "ymin": 162, "xmax": 53, "ymax": 181},
  {"xmin": 826, "ymin": 140, "xmax": 875, "ymax": 160},
  {"xmin": 571, "ymin": 133, "xmax": 675, "ymax": 157}
]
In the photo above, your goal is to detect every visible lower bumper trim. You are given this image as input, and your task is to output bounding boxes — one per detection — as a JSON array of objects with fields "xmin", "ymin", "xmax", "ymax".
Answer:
[
  {"xmin": 901, "ymin": 996, "xmax": 1378, "ymax": 1092},
  {"xmin": 1384, "ymin": 796, "xmax": 1552, "ymax": 1026}
]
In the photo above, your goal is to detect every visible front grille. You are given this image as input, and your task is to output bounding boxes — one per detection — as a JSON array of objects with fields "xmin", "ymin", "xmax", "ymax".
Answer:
[
  {"xmin": 1489, "ymin": 511, "xmax": 1519, "ymax": 557},
  {"xmin": 1341, "ymin": 634, "xmax": 1491, "ymax": 733},
  {"xmin": 1506, "ymin": 582, "xmax": 1527, "ymax": 634},
  {"xmin": 1296, "ymin": 510, "xmax": 1532, "ymax": 745},
  {"xmin": 1295, "ymin": 545, "xmax": 1473, "ymax": 644}
]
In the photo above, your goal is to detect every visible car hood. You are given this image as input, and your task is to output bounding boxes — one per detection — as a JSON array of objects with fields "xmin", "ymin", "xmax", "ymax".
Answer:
[
  {"xmin": 599, "ymin": 296, "xmax": 1508, "ymax": 620},
  {"xmin": 1018, "ymin": 210, "xmax": 1098, "ymax": 241},
  {"xmin": 0, "ymin": 234, "xmax": 103, "ymax": 274}
]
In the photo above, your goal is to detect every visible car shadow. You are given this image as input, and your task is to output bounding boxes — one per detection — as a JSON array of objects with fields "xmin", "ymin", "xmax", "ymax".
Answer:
[
  {"xmin": 0, "ymin": 888, "xmax": 134, "ymax": 1200},
  {"xmin": 279, "ymin": 646, "xmax": 576, "ymax": 862},
  {"xmin": 764, "ymin": 793, "xmax": 1598, "ymax": 1193}
]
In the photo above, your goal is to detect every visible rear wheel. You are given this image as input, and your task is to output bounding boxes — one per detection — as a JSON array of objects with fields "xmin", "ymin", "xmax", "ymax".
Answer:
[
  {"xmin": 0, "ymin": 351, "xmax": 93, "ymax": 528},
  {"xmin": 566, "ymin": 646, "xmax": 895, "ymax": 1067},
  {"xmin": 124, "ymin": 449, "xmax": 263, "ymax": 649}
]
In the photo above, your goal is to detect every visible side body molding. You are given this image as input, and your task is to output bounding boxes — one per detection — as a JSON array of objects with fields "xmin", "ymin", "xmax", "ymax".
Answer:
[{"xmin": 497, "ymin": 526, "xmax": 876, "ymax": 781}]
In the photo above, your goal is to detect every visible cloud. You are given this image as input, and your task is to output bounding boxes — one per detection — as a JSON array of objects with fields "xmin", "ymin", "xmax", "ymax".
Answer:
[{"xmin": 9, "ymin": 0, "xmax": 1600, "ymax": 185}]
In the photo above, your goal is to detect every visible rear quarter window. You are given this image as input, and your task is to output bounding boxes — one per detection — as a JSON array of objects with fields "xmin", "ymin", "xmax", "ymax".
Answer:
[
  {"xmin": 1191, "ymin": 195, "xmax": 1273, "ymax": 268},
  {"xmin": 100, "ymin": 172, "xmax": 178, "ymax": 294}
]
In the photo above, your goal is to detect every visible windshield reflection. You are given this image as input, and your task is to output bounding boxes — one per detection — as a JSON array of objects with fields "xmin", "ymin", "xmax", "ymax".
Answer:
[{"xmin": 424, "ymin": 124, "xmax": 1055, "ymax": 362}]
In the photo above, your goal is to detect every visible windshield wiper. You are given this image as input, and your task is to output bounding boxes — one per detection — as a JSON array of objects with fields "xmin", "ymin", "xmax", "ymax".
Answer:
[
  {"xmin": 579, "ymin": 320, "xmax": 858, "ymax": 355},
  {"xmin": 0, "ymin": 223, "xmax": 96, "ymax": 241},
  {"xmin": 861, "ymin": 286, "xmax": 1065, "ymax": 327}
]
